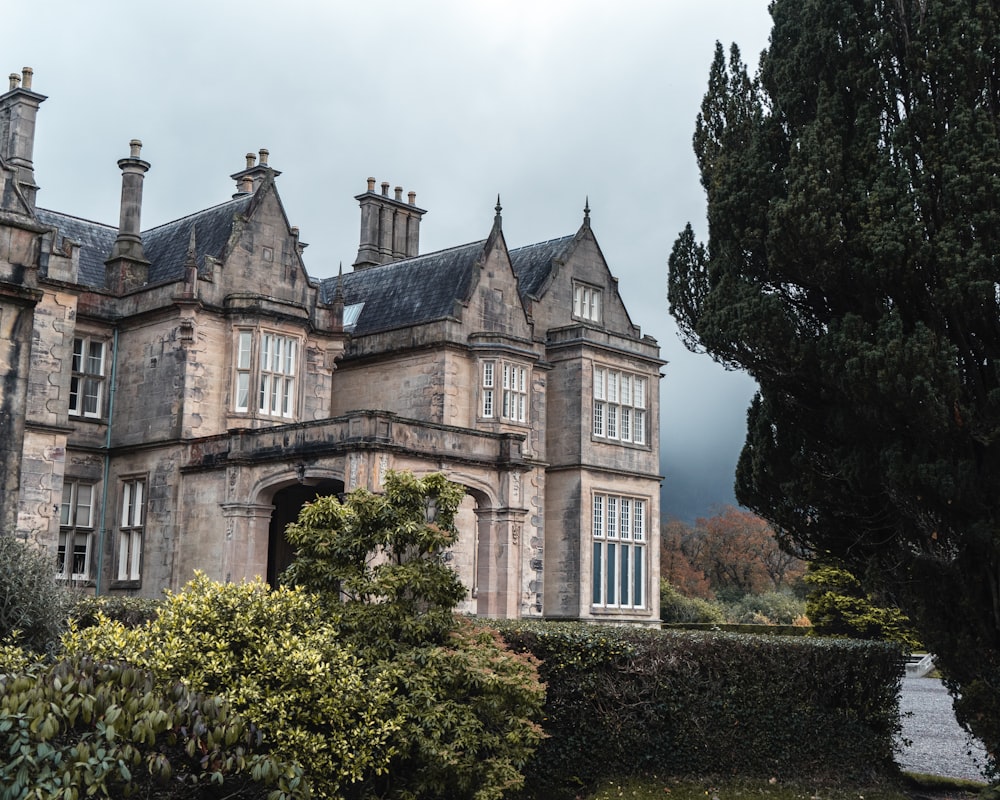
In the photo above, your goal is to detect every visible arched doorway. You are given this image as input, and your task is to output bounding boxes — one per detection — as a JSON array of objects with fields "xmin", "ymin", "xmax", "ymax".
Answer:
[{"xmin": 266, "ymin": 479, "xmax": 343, "ymax": 586}]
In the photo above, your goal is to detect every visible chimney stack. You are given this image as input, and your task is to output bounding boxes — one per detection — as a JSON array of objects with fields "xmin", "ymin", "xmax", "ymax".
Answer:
[
  {"xmin": 105, "ymin": 139, "xmax": 151, "ymax": 292},
  {"xmin": 230, "ymin": 147, "xmax": 280, "ymax": 195},
  {"xmin": 0, "ymin": 66, "xmax": 47, "ymax": 212},
  {"xmin": 353, "ymin": 177, "xmax": 426, "ymax": 269}
]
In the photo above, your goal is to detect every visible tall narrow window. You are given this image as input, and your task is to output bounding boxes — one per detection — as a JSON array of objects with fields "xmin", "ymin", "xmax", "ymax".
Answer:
[
  {"xmin": 593, "ymin": 366, "xmax": 648, "ymax": 445},
  {"xmin": 69, "ymin": 337, "xmax": 106, "ymax": 418},
  {"xmin": 573, "ymin": 282, "xmax": 603, "ymax": 323},
  {"xmin": 235, "ymin": 331, "xmax": 252, "ymax": 412},
  {"xmin": 482, "ymin": 361, "xmax": 495, "ymax": 418},
  {"xmin": 117, "ymin": 478, "xmax": 146, "ymax": 582},
  {"xmin": 502, "ymin": 363, "xmax": 527, "ymax": 422},
  {"xmin": 233, "ymin": 330, "xmax": 300, "ymax": 419},
  {"xmin": 57, "ymin": 481, "xmax": 94, "ymax": 581},
  {"xmin": 591, "ymin": 492, "xmax": 646, "ymax": 609}
]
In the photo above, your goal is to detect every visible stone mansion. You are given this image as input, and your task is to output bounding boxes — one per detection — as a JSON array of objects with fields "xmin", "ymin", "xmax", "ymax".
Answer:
[{"xmin": 0, "ymin": 68, "xmax": 663, "ymax": 624}]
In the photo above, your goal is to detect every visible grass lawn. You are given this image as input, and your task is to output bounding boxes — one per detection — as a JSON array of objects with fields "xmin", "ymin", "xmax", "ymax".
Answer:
[{"xmin": 578, "ymin": 773, "xmax": 986, "ymax": 800}]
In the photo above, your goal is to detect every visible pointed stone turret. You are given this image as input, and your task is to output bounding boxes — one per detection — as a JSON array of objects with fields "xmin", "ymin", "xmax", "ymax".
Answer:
[
  {"xmin": 0, "ymin": 67, "xmax": 47, "ymax": 212},
  {"xmin": 105, "ymin": 139, "xmax": 151, "ymax": 293},
  {"xmin": 353, "ymin": 177, "xmax": 426, "ymax": 269}
]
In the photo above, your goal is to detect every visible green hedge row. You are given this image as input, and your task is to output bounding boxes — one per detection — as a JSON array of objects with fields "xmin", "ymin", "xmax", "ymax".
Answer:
[
  {"xmin": 495, "ymin": 621, "xmax": 903, "ymax": 799},
  {"xmin": 663, "ymin": 622, "xmax": 812, "ymax": 636}
]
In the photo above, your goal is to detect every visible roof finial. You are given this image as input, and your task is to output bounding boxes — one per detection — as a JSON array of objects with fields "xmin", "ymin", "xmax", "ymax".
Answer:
[
  {"xmin": 334, "ymin": 261, "xmax": 344, "ymax": 301},
  {"xmin": 583, "ymin": 196, "xmax": 591, "ymax": 227},
  {"xmin": 187, "ymin": 224, "xmax": 197, "ymax": 260},
  {"xmin": 494, "ymin": 194, "xmax": 502, "ymax": 225}
]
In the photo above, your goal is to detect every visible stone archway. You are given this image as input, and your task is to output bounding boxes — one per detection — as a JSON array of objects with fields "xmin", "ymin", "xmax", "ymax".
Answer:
[{"xmin": 266, "ymin": 479, "xmax": 342, "ymax": 586}]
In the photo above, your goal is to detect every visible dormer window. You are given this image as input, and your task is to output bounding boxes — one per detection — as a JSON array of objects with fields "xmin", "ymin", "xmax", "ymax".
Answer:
[{"xmin": 573, "ymin": 282, "xmax": 602, "ymax": 323}]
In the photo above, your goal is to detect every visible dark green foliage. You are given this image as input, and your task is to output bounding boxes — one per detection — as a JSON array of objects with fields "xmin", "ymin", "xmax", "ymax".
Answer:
[
  {"xmin": 498, "ymin": 621, "xmax": 902, "ymax": 800},
  {"xmin": 668, "ymin": 0, "xmax": 1000, "ymax": 768},
  {"xmin": 281, "ymin": 471, "xmax": 546, "ymax": 800},
  {"xmin": 0, "ymin": 535, "xmax": 74, "ymax": 655},
  {"xmin": 805, "ymin": 563, "xmax": 921, "ymax": 650},
  {"xmin": 0, "ymin": 655, "xmax": 306, "ymax": 800},
  {"xmin": 71, "ymin": 594, "xmax": 161, "ymax": 629}
]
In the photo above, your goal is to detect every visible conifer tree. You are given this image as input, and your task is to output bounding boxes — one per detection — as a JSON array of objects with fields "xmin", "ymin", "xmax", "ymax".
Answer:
[{"xmin": 669, "ymin": 0, "xmax": 1000, "ymax": 766}]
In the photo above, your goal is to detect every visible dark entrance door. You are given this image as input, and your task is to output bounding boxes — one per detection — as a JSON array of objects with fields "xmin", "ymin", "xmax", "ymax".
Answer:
[{"xmin": 267, "ymin": 479, "xmax": 343, "ymax": 586}]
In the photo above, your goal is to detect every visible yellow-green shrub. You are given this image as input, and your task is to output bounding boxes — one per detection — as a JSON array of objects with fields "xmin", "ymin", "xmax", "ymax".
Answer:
[{"xmin": 63, "ymin": 573, "xmax": 400, "ymax": 799}]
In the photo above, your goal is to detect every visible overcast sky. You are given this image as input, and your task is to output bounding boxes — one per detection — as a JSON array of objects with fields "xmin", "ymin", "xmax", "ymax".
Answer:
[{"xmin": 9, "ymin": 0, "xmax": 772, "ymax": 523}]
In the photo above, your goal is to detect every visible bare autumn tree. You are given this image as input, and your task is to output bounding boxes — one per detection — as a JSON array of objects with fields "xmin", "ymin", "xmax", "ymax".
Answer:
[
  {"xmin": 660, "ymin": 519, "xmax": 714, "ymax": 599},
  {"xmin": 661, "ymin": 508, "xmax": 804, "ymax": 599},
  {"xmin": 690, "ymin": 506, "xmax": 804, "ymax": 597}
]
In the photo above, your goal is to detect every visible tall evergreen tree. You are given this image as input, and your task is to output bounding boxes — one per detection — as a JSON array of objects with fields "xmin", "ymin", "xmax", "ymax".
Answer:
[{"xmin": 669, "ymin": 0, "xmax": 1000, "ymax": 767}]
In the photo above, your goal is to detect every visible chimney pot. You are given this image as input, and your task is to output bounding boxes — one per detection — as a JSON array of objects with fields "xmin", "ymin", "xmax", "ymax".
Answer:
[
  {"xmin": 259, "ymin": 148, "xmax": 269, "ymax": 166},
  {"xmin": 21, "ymin": 67, "xmax": 32, "ymax": 90},
  {"xmin": 8, "ymin": 73, "xmax": 19, "ymax": 91},
  {"xmin": 367, "ymin": 177, "xmax": 376, "ymax": 192},
  {"xmin": 408, "ymin": 191, "xmax": 416, "ymax": 205},
  {"xmin": 129, "ymin": 139, "xmax": 142, "ymax": 158},
  {"xmin": 241, "ymin": 175, "xmax": 253, "ymax": 193},
  {"xmin": 381, "ymin": 181, "xmax": 390, "ymax": 196},
  {"xmin": 394, "ymin": 186, "xmax": 403, "ymax": 201},
  {"xmin": 245, "ymin": 152, "xmax": 256, "ymax": 169}
]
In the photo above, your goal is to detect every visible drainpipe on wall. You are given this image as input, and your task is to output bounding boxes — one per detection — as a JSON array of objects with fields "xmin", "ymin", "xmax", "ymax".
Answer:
[{"xmin": 94, "ymin": 326, "xmax": 119, "ymax": 595}]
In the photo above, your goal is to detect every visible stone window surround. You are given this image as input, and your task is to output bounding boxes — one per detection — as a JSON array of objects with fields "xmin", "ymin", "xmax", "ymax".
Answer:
[
  {"xmin": 114, "ymin": 474, "xmax": 147, "ymax": 586},
  {"xmin": 57, "ymin": 479, "xmax": 96, "ymax": 582},
  {"xmin": 591, "ymin": 491, "xmax": 647, "ymax": 610},
  {"xmin": 233, "ymin": 327, "xmax": 301, "ymax": 420},
  {"xmin": 592, "ymin": 364, "xmax": 647, "ymax": 445}
]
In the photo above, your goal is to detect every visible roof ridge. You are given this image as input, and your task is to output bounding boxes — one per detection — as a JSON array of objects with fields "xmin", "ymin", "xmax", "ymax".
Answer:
[
  {"xmin": 508, "ymin": 233, "xmax": 575, "ymax": 253},
  {"xmin": 141, "ymin": 195, "xmax": 250, "ymax": 235},
  {"xmin": 35, "ymin": 207, "xmax": 117, "ymax": 231}
]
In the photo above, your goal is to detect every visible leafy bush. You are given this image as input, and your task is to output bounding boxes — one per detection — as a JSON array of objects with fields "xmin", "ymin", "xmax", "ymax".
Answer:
[
  {"xmin": 282, "ymin": 471, "xmax": 546, "ymax": 800},
  {"xmin": 727, "ymin": 590, "xmax": 806, "ymax": 625},
  {"xmin": 805, "ymin": 563, "xmax": 921, "ymax": 650},
  {"xmin": 497, "ymin": 621, "xmax": 903, "ymax": 800},
  {"xmin": 63, "ymin": 574, "xmax": 400, "ymax": 799},
  {"xmin": 659, "ymin": 580, "xmax": 724, "ymax": 624},
  {"xmin": 0, "ymin": 535, "xmax": 74, "ymax": 654},
  {"xmin": 71, "ymin": 593, "xmax": 161, "ymax": 629},
  {"xmin": 0, "ymin": 655, "xmax": 305, "ymax": 800}
]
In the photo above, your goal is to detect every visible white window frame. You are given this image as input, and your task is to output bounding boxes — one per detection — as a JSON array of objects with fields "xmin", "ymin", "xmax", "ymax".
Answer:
[
  {"xmin": 69, "ymin": 337, "xmax": 107, "ymax": 419},
  {"xmin": 591, "ymin": 492, "xmax": 647, "ymax": 609},
  {"xmin": 233, "ymin": 330, "xmax": 300, "ymax": 419},
  {"xmin": 593, "ymin": 366, "xmax": 647, "ymax": 445},
  {"xmin": 480, "ymin": 359, "xmax": 529, "ymax": 423},
  {"xmin": 57, "ymin": 481, "xmax": 95, "ymax": 581},
  {"xmin": 117, "ymin": 477, "xmax": 146, "ymax": 582},
  {"xmin": 573, "ymin": 281, "xmax": 603, "ymax": 323}
]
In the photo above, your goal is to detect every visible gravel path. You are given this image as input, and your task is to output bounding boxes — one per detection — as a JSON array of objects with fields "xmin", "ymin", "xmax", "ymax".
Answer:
[{"xmin": 896, "ymin": 676, "xmax": 988, "ymax": 782}]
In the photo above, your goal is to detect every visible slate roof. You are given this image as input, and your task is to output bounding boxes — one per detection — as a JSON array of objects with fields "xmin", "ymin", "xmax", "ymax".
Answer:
[
  {"xmin": 327, "ymin": 240, "xmax": 485, "ymax": 336},
  {"xmin": 509, "ymin": 235, "xmax": 575, "ymax": 297},
  {"xmin": 143, "ymin": 195, "xmax": 252, "ymax": 284},
  {"xmin": 321, "ymin": 233, "xmax": 577, "ymax": 337},
  {"xmin": 35, "ymin": 195, "xmax": 252, "ymax": 289},
  {"xmin": 35, "ymin": 209, "xmax": 117, "ymax": 288}
]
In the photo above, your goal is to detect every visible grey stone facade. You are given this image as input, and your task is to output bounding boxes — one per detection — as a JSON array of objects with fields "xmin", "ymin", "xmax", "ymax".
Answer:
[{"xmin": 0, "ymin": 69, "xmax": 663, "ymax": 624}]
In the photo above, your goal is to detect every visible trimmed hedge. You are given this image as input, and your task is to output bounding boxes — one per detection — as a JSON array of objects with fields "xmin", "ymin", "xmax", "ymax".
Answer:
[{"xmin": 495, "ymin": 621, "xmax": 903, "ymax": 799}]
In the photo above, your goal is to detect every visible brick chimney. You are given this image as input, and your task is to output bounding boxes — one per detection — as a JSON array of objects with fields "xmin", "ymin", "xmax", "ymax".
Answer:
[
  {"xmin": 0, "ymin": 67, "xmax": 47, "ymax": 212},
  {"xmin": 105, "ymin": 139, "xmax": 151, "ymax": 293},
  {"xmin": 353, "ymin": 177, "xmax": 426, "ymax": 269}
]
